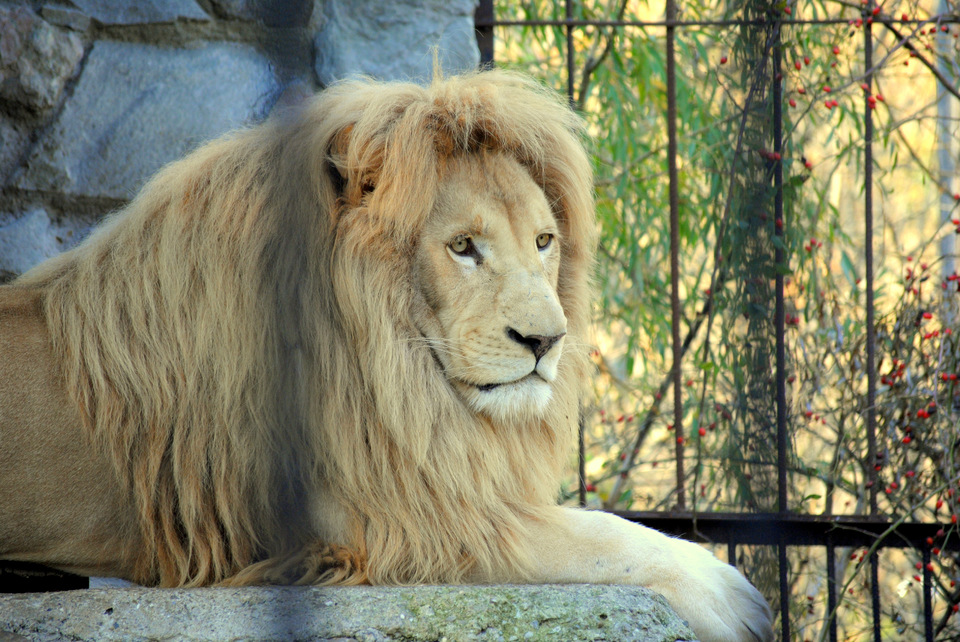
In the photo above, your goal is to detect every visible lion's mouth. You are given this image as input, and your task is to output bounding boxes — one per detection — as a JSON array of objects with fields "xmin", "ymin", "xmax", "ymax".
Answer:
[{"xmin": 475, "ymin": 372, "xmax": 540, "ymax": 392}]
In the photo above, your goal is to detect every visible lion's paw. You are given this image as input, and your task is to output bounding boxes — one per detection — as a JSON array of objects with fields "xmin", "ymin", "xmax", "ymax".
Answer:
[{"xmin": 654, "ymin": 541, "xmax": 773, "ymax": 642}]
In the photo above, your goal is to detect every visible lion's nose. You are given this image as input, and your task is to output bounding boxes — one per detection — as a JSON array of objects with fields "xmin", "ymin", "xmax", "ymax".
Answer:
[{"xmin": 507, "ymin": 328, "xmax": 566, "ymax": 362}]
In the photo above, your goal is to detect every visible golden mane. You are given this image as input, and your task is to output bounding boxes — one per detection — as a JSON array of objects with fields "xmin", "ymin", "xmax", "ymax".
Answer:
[{"xmin": 15, "ymin": 71, "xmax": 596, "ymax": 587}]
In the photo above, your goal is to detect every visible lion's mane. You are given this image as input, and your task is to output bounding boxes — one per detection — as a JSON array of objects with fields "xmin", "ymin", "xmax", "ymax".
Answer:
[{"xmin": 15, "ymin": 71, "xmax": 595, "ymax": 587}]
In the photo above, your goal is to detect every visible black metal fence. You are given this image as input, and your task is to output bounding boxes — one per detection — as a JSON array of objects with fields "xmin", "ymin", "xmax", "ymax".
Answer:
[{"xmin": 476, "ymin": 1, "xmax": 960, "ymax": 640}]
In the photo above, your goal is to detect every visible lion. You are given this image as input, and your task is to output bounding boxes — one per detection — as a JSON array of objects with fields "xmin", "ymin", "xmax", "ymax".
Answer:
[{"xmin": 0, "ymin": 71, "xmax": 771, "ymax": 641}]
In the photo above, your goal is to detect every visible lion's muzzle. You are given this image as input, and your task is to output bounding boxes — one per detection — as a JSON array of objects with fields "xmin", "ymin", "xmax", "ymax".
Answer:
[{"xmin": 506, "ymin": 328, "xmax": 566, "ymax": 363}]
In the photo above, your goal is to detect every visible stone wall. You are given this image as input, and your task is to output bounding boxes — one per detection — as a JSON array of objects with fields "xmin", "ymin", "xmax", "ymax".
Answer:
[{"xmin": 0, "ymin": 0, "xmax": 480, "ymax": 281}]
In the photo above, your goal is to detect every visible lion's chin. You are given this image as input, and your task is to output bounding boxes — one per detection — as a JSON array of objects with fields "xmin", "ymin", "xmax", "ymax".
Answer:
[{"xmin": 457, "ymin": 374, "xmax": 553, "ymax": 424}]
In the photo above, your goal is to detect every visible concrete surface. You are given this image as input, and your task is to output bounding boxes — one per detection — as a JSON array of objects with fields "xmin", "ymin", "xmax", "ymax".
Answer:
[{"xmin": 0, "ymin": 584, "xmax": 697, "ymax": 642}]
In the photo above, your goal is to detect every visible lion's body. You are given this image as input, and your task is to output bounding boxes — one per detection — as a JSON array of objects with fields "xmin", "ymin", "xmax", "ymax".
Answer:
[{"xmin": 0, "ymin": 72, "xmax": 771, "ymax": 641}]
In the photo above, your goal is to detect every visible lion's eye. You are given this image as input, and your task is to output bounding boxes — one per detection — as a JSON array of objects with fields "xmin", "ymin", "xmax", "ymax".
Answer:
[
  {"xmin": 449, "ymin": 235, "xmax": 473, "ymax": 255},
  {"xmin": 536, "ymin": 233, "xmax": 553, "ymax": 250}
]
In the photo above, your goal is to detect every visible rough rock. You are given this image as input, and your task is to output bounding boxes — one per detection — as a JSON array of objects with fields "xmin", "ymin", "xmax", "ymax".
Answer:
[
  {"xmin": 209, "ymin": 0, "xmax": 314, "ymax": 27},
  {"xmin": 38, "ymin": 6, "xmax": 93, "ymax": 32},
  {"xmin": 68, "ymin": 0, "xmax": 209, "ymax": 25},
  {"xmin": 0, "ymin": 7, "xmax": 84, "ymax": 112},
  {"xmin": 0, "ymin": 118, "xmax": 29, "ymax": 183},
  {"xmin": 0, "ymin": 208, "xmax": 91, "ymax": 277},
  {"xmin": 314, "ymin": 0, "xmax": 481, "ymax": 85},
  {"xmin": 16, "ymin": 40, "xmax": 280, "ymax": 200},
  {"xmin": 0, "ymin": 585, "xmax": 697, "ymax": 642}
]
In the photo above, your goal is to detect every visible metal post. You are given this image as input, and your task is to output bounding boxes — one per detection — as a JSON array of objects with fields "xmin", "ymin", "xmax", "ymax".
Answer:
[
  {"xmin": 864, "ymin": 11, "xmax": 881, "ymax": 640},
  {"xmin": 666, "ymin": 0, "xmax": 685, "ymax": 511},
  {"xmin": 475, "ymin": 0, "xmax": 495, "ymax": 67}
]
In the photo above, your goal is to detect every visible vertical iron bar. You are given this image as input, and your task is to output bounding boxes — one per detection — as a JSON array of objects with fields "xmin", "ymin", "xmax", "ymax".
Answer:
[
  {"xmin": 826, "ymin": 537, "xmax": 838, "ymax": 642},
  {"xmin": 864, "ymin": 11, "xmax": 881, "ymax": 641},
  {"xmin": 870, "ymin": 551, "xmax": 881, "ymax": 641},
  {"xmin": 666, "ymin": 0, "xmax": 685, "ymax": 511},
  {"xmin": 923, "ymin": 547, "xmax": 934, "ymax": 641},
  {"xmin": 779, "ymin": 541, "xmax": 789, "ymax": 642},
  {"xmin": 565, "ymin": 0, "xmax": 575, "ymax": 106},
  {"xmin": 773, "ymin": 25, "xmax": 790, "ymax": 642},
  {"xmin": 578, "ymin": 410, "xmax": 587, "ymax": 507},
  {"xmin": 773, "ymin": 22, "xmax": 787, "ymax": 521},
  {"xmin": 475, "ymin": 0, "xmax": 495, "ymax": 67},
  {"xmin": 864, "ymin": 0, "xmax": 878, "ymax": 520},
  {"xmin": 727, "ymin": 539, "xmax": 737, "ymax": 568},
  {"xmin": 565, "ymin": 0, "xmax": 585, "ymax": 509}
]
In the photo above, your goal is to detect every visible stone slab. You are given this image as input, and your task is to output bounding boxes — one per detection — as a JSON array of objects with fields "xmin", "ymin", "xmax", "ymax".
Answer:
[
  {"xmin": 314, "ymin": 0, "xmax": 481, "ymax": 85},
  {"xmin": 0, "ymin": 585, "xmax": 696, "ymax": 642},
  {"xmin": 69, "ymin": 0, "xmax": 209, "ymax": 25},
  {"xmin": 16, "ymin": 40, "xmax": 280, "ymax": 200}
]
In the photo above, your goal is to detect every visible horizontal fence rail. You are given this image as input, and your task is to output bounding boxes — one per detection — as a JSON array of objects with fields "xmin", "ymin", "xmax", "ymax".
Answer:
[{"xmin": 620, "ymin": 512, "xmax": 960, "ymax": 551}]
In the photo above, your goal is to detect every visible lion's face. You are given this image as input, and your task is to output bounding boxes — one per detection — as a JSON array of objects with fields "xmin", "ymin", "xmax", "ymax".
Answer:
[{"xmin": 412, "ymin": 151, "xmax": 567, "ymax": 422}]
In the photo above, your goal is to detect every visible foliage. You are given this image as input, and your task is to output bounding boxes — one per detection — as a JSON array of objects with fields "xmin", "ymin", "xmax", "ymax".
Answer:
[{"xmin": 494, "ymin": 0, "xmax": 960, "ymax": 639}]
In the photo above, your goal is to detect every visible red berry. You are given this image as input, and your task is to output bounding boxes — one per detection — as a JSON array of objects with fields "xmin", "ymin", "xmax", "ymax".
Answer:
[
  {"xmin": 698, "ymin": 427, "xmax": 707, "ymax": 437},
  {"xmin": 795, "ymin": 60, "xmax": 802, "ymax": 70},
  {"xmin": 720, "ymin": 56, "xmax": 728, "ymax": 64},
  {"xmin": 803, "ymin": 55, "xmax": 811, "ymax": 66},
  {"xmin": 832, "ymin": 45, "xmax": 840, "ymax": 55},
  {"xmin": 788, "ymin": 98, "xmax": 797, "ymax": 107}
]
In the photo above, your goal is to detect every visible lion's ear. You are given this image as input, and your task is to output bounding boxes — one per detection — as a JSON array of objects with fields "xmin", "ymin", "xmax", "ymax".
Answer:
[
  {"xmin": 327, "ymin": 124, "xmax": 352, "ymax": 198},
  {"xmin": 327, "ymin": 158, "xmax": 347, "ymax": 197},
  {"xmin": 327, "ymin": 124, "xmax": 378, "ymax": 201}
]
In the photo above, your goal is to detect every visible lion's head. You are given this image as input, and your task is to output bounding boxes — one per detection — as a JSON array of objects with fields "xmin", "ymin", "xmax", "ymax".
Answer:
[
  {"xmin": 17, "ymin": 71, "xmax": 596, "ymax": 587},
  {"xmin": 410, "ymin": 150, "xmax": 567, "ymax": 423}
]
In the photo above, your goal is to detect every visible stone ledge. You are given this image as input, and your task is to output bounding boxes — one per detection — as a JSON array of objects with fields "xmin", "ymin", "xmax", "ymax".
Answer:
[{"xmin": 0, "ymin": 584, "xmax": 696, "ymax": 642}]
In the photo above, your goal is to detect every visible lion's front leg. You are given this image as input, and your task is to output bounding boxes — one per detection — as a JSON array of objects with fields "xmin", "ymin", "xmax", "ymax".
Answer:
[
  {"xmin": 495, "ymin": 507, "xmax": 773, "ymax": 642},
  {"xmin": 220, "ymin": 542, "xmax": 368, "ymax": 587}
]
